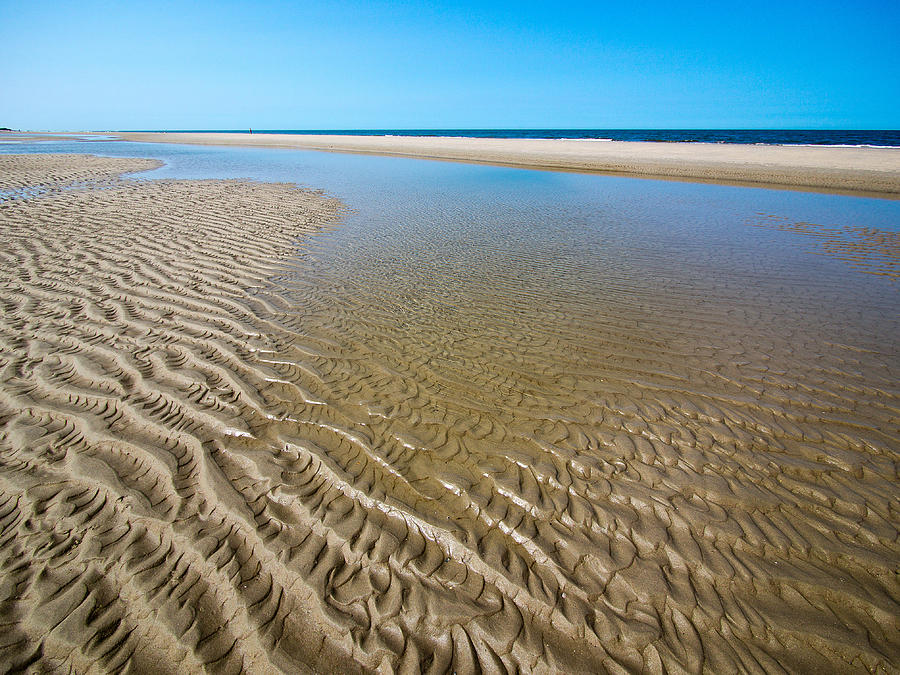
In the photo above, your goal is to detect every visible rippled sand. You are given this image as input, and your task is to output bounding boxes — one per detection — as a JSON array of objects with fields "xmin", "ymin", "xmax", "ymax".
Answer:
[
  {"xmin": 751, "ymin": 213, "xmax": 900, "ymax": 281},
  {"xmin": 0, "ymin": 153, "xmax": 163, "ymax": 198},
  {"xmin": 0, "ymin": 154, "xmax": 898, "ymax": 674}
]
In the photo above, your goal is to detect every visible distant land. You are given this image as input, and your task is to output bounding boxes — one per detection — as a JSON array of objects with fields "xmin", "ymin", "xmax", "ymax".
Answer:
[{"xmin": 119, "ymin": 129, "xmax": 900, "ymax": 147}]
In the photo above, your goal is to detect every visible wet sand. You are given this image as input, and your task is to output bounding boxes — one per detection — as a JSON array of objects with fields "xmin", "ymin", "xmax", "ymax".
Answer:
[
  {"xmin": 1, "ymin": 153, "xmax": 898, "ymax": 673},
  {"xmin": 116, "ymin": 131, "xmax": 900, "ymax": 197},
  {"xmin": 0, "ymin": 153, "xmax": 162, "ymax": 191}
]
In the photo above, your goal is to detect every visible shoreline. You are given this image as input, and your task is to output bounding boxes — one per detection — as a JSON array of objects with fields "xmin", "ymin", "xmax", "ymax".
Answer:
[{"xmin": 114, "ymin": 131, "xmax": 900, "ymax": 198}]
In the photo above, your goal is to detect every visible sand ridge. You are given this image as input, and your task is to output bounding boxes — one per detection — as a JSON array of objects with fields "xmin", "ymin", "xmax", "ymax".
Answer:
[
  {"xmin": 115, "ymin": 132, "xmax": 900, "ymax": 198},
  {"xmin": 0, "ymin": 153, "xmax": 162, "ymax": 197},
  {"xmin": 0, "ymin": 153, "xmax": 898, "ymax": 673}
]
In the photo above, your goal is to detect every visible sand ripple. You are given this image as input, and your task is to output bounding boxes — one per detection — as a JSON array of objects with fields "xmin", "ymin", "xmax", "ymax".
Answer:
[
  {"xmin": 0, "ymin": 154, "xmax": 897, "ymax": 673},
  {"xmin": 752, "ymin": 213, "xmax": 900, "ymax": 280},
  {"xmin": 0, "ymin": 153, "xmax": 162, "ymax": 199}
]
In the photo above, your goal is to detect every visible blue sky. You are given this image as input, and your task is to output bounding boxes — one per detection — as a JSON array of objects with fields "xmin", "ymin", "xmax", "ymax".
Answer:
[{"xmin": 1, "ymin": 0, "xmax": 898, "ymax": 130}]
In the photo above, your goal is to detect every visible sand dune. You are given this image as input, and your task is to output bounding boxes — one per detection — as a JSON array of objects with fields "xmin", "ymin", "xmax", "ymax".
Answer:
[
  {"xmin": 116, "ymin": 132, "xmax": 900, "ymax": 197},
  {"xmin": 0, "ymin": 154, "xmax": 898, "ymax": 673}
]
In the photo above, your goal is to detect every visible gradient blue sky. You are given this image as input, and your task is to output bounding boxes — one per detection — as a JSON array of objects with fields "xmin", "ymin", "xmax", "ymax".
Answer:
[{"xmin": 2, "ymin": 0, "xmax": 898, "ymax": 130}]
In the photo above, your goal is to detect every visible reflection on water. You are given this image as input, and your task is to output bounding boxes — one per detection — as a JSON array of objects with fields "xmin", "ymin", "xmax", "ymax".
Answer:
[{"xmin": 2, "ymin": 141, "xmax": 898, "ymax": 671}]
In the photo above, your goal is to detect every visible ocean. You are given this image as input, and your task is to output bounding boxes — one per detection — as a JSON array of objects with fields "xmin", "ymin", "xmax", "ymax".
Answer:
[{"xmin": 124, "ymin": 128, "xmax": 900, "ymax": 147}]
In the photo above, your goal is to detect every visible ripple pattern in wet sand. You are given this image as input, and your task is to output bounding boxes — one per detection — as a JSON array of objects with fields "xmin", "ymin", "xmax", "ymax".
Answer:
[
  {"xmin": 0, "ymin": 154, "xmax": 898, "ymax": 674},
  {"xmin": 751, "ymin": 212, "xmax": 900, "ymax": 280},
  {"xmin": 0, "ymin": 153, "xmax": 162, "ymax": 200}
]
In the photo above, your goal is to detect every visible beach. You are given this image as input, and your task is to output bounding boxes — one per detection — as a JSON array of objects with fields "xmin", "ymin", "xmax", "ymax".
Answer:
[
  {"xmin": 0, "ymin": 154, "xmax": 350, "ymax": 672},
  {"xmin": 117, "ymin": 132, "xmax": 900, "ymax": 197},
  {"xmin": 0, "ymin": 149, "xmax": 898, "ymax": 673}
]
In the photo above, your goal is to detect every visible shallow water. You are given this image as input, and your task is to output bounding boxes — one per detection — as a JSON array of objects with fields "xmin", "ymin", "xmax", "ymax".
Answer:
[
  {"xmin": 55, "ymin": 138, "xmax": 900, "ymax": 367},
  {"xmin": 1, "ymin": 140, "xmax": 898, "ymax": 671},
  {"xmin": 10, "ymin": 137, "xmax": 899, "ymax": 310}
]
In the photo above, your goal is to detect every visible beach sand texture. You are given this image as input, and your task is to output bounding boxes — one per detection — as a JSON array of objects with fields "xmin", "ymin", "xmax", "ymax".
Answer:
[
  {"xmin": 0, "ymin": 153, "xmax": 163, "ymax": 193},
  {"xmin": 1, "ymin": 154, "xmax": 899, "ymax": 673},
  {"xmin": 117, "ymin": 132, "xmax": 900, "ymax": 197}
]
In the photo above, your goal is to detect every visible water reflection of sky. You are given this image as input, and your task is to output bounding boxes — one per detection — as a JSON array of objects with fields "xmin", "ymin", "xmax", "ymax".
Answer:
[{"xmin": 2, "ymin": 138, "xmax": 897, "ymax": 352}]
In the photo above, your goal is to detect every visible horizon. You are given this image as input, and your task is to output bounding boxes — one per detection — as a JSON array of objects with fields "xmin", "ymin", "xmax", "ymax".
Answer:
[{"xmin": 6, "ymin": 127, "xmax": 900, "ymax": 134}]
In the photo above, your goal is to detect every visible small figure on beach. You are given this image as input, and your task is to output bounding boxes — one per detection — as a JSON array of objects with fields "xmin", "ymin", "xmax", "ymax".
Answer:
[{"xmin": 249, "ymin": 128, "xmax": 253, "ymax": 134}]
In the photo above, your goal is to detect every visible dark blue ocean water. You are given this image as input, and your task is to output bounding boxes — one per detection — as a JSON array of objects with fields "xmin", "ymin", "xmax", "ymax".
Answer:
[{"xmin": 125, "ymin": 129, "xmax": 900, "ymax": 147}]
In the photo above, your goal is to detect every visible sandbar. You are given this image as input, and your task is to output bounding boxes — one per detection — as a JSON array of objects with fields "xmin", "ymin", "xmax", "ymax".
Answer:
[{"xmin": 116, "ymin": 131, "xmax": 900, "ymax": 197}]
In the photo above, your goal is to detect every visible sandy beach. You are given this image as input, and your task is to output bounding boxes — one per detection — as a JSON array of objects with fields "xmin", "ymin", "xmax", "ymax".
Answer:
[
  {"xmin": 1, "ymin": 152, "xmax": 898, "ymax": 673},
  {"xmin": 1, "ymin": 155, "xmax": 350, "ymax": 672},
  {"xmin": 116, "ymin": 132, "xmax": 900, "ymax": 197}
]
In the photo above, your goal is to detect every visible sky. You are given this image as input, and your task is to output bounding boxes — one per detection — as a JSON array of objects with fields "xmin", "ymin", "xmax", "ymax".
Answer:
[{"xmin": 1, "ymin": 0, "xmax": 898, "ymax": 130}]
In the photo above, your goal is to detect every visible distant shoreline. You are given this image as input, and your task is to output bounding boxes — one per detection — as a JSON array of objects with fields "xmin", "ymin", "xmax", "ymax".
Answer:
[
  {"xmin": 110, "ymin": 128, "xmax": 900, "ymax": 147},
  {"xmin": 115, "ymin": 131, "xmax": 900, "ymax": 198}
]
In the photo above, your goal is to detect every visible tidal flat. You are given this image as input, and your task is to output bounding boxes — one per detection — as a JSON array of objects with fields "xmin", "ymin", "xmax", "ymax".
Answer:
[{"xmin": 0, "ymin": 140, "xmax": 897, "ymax": 673}]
